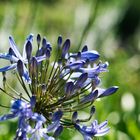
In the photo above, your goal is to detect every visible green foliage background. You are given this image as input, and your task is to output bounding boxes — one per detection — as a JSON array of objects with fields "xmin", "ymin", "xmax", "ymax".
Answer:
[{"xmin": 0, "ymin": 0, "xmax": 140, "ymax": 140}]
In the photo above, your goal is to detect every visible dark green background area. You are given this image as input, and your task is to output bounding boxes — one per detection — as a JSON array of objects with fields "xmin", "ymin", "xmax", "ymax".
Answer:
[{"xmin": 0, "ymin": 0, "xmax": 140, "ymax": 140}]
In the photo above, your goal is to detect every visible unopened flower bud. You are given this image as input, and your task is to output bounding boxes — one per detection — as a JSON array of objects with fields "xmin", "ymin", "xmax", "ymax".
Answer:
[
  {"xmin": 57, "ymin": 35, "xmax": 62, "ymax": 48},
  {"xmin": 17, "ymin": 60, "xmax": 24, "ymax": 77},
  {"xmin": 31, "ymin": 57, "xmax": 38, "ymax": 75},
  {"xmin": 37, "ymin": 34, "xmax": 41, "ymax": 47}
]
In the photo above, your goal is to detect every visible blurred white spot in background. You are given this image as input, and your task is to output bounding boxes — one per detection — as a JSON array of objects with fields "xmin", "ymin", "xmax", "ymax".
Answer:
[
  {"xmin": 0, "ymin": 4, "xmax": 15, "ymax": 51},
  {"xmin": 121, "ymin": 92, "xmax": 135, "ymax": 112},
  {"xmin": 72, "ymin": 133, "xmax": 82, "ymax": 140},
  {"xmin": 127, "ymin": 55, "xmax": 140, "ymax": 71},
  {"xmin": 75, "ymin": 4, "xmax": 90, "ymax": 28},
  {"xmin": 0, "ymin": 124, "xmax": 9, "ymax": 135},
  {"xmin": 138, "ymin": 114, "xmax": 140, "ymax": 123},
  {"xmin": 108, "ymin": 111, "xmax": 120, "ymax": 124},
  {"xmin": 117, "ymin": 131, "xmax": 131, "ymax": 140}
]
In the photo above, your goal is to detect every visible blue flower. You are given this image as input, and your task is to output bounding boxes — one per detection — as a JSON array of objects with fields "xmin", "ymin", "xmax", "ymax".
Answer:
[
  {"xmin": 0, "ymin": 99, "xmax": 32, "ymax": 122},
  {"xmin": 80, "ymin": 90, "xmax": 98, "ymax": 104},
  {"xmin": 0, "ymin": 34, "xmax": 47, "ymax": 83},
  {"xmin": 65, "ymin": 60, "xmax": 86, "ymax": 70},
  {"xmin": 0, "ymin": 35, "xmax": 33, "ymax": 83},
  {"xmin": 70, "ymin": 50, "xmax": 100, "ymax": 62},
  {"xmin": 0, "ymin": 34, "xmax": 118, "ymax": 139},
  {"xmin": 97, "ymin": 86, "xmax": 119, "ymax": 98},
  {"xmin": 80, "ymin": 86, "xmax": 118, "ymax": 104},
  {"xmin": 0, "ymin": 98, "xmax": 60, "ymax": 140},
  {"xmin": 0, "ymin": 99, "xmax": 33, "ymax": 140},
  {"xmin": 77, "ymin": 61, "xmax": 109, "ymax": 78},
  {"xmin": 47, "ymin": 110, "xmax": 63, "ymax": 133},
  {"xmin": 29, "ymin": 110, "xmax": 63, "ymax": 140},
  {"xmin": 30, "ymin": 113, "xmax": 55, "ymax": 140},
  {"xmin": 75, "ymin": 120, "xmax": 110, "ymax": 140},
  {"xmin": 72, "ymin": 110, "xmax": 109, "ymax": 140}
]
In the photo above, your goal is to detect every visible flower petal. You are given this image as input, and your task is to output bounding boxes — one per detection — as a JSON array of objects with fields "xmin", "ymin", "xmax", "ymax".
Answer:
[
  {"xmin": 57, "ymin": 35, "xmax": 63, "ymax": 48},
  {"xmin": 53, "ymin": 125, "xmax": 63, "ymax": 137},
  {"xmin": 21, "ymin": 64, "xmax": 31, "ymax": 84},
  {"xmin": 47, "ymin": 121, "xmax": 60, "ymax": 132},
  {"xmin": 25, "ymin": 41, "xmax": 32, "ymax": 60},
  {"xmin": 80, "ymin": 90, "xmax": 98, "ymax": 103},
  {"xmin": 83, "ymin": 135, "xmax": 92, "ymax": 140},
  {"xmin": 65, "ymin": 81, "xmax": 74, "ymax": 96},
  {"xmin": 9, "ymin": 36, "xmax": 23, "ymax": 60},
  {"xmin": 30, "ymin": 96, "xmax": 36, "ymax": 108},
  {"xmin": 0, "ymin": 64, "xmax": 17, "ymax": 72},
  {"xmin": 70, "ymin": 50, "xmax": 99, "ymax": 62},
  {"xmin": 42, "ymin": 134, "xmax": 55, "ymax": 140},
  {"xmin": 80, "ymin": 50, "xmax": 100, "ymax": 61},
  {"xmin": 62, "ymin": 39, "xmax": 70, "ymax": 58},
  {"xmin": 75, "ymin": 73, "xmax": 88, "ymax": 89},
  {"xmin": 36, "ymin": 55, "xmax": 46, "ymax": 62},
  {"xmin": 95, "ymin": 127, "xmax": 110, "ymax": 136},
  {"xmin": 98, "ymin": 120, "xmax": 108, "ymax": 129},
  {"xmin": 52, "ymin": 110, "xmax": 63, "ymax": 122},
  {"xmin": 72, "ymin": 111, "xmax": 78, "ymax": 122},
  {"xmin": 98, "ymin": 86, "xmax": 119, "ymax": 98},
  {"xmin": 23, "ymin": 34, "xmax": 34, "ymax": 59},
  {"xmin": 66, "ymin": 60, "xmax": 85, "ymax": 70},
  {"xmin": 0, "ymin": 53, "xmax": 18, "ymax": 62},
  {"xmin": 0, "ymin": 113, "xmax": 17, "ymax": 121},
  {"xmin": 81, "ymin": 45, "xmax": 88, "ymax": 52}
]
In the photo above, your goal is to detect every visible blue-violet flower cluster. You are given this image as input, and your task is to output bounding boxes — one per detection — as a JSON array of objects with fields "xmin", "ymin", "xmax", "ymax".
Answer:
[{"xmin": 0, "ymin": 34, "xmax": 118, "ymax": 140}]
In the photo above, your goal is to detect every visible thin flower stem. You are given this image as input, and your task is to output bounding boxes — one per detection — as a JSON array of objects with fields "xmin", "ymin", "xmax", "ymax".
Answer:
[
  {"xmin": 46, "ymin": 48, "xmax": 60, "ymax": 88},
  {"xmin": 5, "ymin": 82, "xmax": 29, "ymax": 102},
  {"xmin": 43, "ymin": 59, "xmax": 49, "ymax": 82},
  {"xmin": 77, "ymin": 0, "xmax": 99, "ymax": 50},
  {"xmin": 48, "ymin": 71, "xmax": 72, "ymax": 96},
  {"xmin": 20, "ymin": 75, "xmax": 31, "ymax": 98},
  {"xmin": 0, "ymin": 104, "xmax": 10, "ymax": 108},
  {"xmin": 15, "ymin": 72, "xmax": 30, "ymax": 98},
  {"xmin": 0, "ymin": 87, "xmax": 16, "ymax": 99}
]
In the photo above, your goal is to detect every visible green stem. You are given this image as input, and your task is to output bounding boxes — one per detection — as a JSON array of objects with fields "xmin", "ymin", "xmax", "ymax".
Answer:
[{"xmin": 77, "ymin": 0, "xmax": 99, "ymax": 50}]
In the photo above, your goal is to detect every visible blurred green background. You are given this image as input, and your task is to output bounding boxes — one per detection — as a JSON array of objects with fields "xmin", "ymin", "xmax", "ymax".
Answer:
[{"xmin": 0, "ymin": 0, "xmax": 140, "ymax": 140}]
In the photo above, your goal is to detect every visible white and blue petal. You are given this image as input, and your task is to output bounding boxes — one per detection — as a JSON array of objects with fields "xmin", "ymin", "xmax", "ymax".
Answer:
[
  {"xmin": 97, "ymin": 86, "xmax": 119, "ymax": 98},
  {"xmin": 36, "ymin": 55, "xmax": 47, "ymax": 63},
  {"xmin": 0, "ymin": 53, "xmax": 19, "ymax": 62},
  {"xmin": 75, "ymin": 119, "xmax": 110, "ymax": 139},
  {"xmin": 22, "ymin": 64, "xmax": 31, "ymax": 84},
  {"xmin": 0, "ymin": 63, "xmax": 17, "ymax": 72},
  {"xmin": 70, "ymin": 50, "xmax": 100, "ymax": 62},
  {"xmin": 9, "ymin": 36, "xmax": 23, "ymax": 60},
  {"xmin": 47, "ymin": 121, "xmax": 60, "ymax": 133},
  {"xmin": 0, "ymin": 113, "xmax": 17, "ymax": 121},
  {"xmin": 65, "ymin": 60, "xmax": 85, "ymax": 70}
]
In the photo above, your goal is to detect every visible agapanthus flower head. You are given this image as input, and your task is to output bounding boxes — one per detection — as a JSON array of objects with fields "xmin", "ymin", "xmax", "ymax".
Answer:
[{"xmin": 0, "ymin": 34, "xmax": 118, "ymax": 140}]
